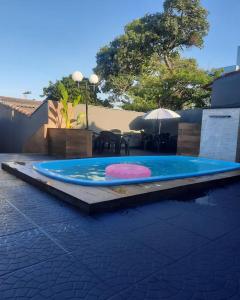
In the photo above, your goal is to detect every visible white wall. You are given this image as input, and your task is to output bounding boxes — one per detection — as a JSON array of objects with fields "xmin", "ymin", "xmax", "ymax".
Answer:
[{"xmin": 200, "ymin": 108, "xmax": 240, "ymax": 161}]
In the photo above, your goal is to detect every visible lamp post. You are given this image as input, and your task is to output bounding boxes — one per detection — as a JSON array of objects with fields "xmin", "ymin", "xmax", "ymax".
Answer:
[
  {"xmin": 72, "ymin": 71, "xmax": 99, "ymax": 130},
  {"xmin": 72, "ymin": 71, "xmax": 83, "ymax": 88}
]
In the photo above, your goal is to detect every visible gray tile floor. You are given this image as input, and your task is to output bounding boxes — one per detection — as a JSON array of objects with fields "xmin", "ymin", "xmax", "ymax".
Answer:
[{"xmin": 0, "ymin": 154, "xmax": 240, "ymax": 299}]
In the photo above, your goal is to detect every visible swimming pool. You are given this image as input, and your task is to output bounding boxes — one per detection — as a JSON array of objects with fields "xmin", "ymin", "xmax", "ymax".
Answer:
[{"xmin": 33, "ymin": 156, "xmax": 240, "ymax": 186}]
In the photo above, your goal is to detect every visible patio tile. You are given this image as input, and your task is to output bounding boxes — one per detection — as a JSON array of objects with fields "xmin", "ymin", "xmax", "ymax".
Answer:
[
  {"xmin": 0, "ymin": 211, "xmax": 36, "ymax": 237},
  {"xmin": 113, "ymin": 227, "xmax": 240, "ymax": 300},
  {"xmin": 95, "ymin": 207, "xmax": 160, "ymax": 234},
  {"xmin": 191, "ymin": 200, "xmax": 240, "ymax": 228},
  {"xmin": 20, "ymin": 206, "xmax": 81, "ymax": 226},
  {"xmin": 0, "ymin": 199, "xmax": 17, "ymax": 215},
  {"xmin": 0, "ymin": 180, "xmax": 27, "ymax": 188},
  {"xmin": 207, "ymin": 183, "xmax": 240, "ymax": 208},
  {"xmin": 6, "ymin": 191, "xmax": 67, "ymax": 211},
  {"xmin": 0, "ymin": 171, "xmax": 20, "ymax": 180},
  {"xmin": 43, "ymin": 219, "xmax": 107, "ymax": 252},
  {"xmin": 72, "ymin": 234, "xmax": 172, "ymax": 288},
  {"xmin": 0, "ymin": 228, "xmax": 65, "ymax": 276},
  {"xmin": 0, "ymin": 254, "xmax": 105, "ymax": 300},
  {"xmin": 166, "ymin": 210, "xmax": 237, "ymax": 240},
  {"xmin": 0, "ymin": 185, "xmax": 45, "ymax": 198},
  {"xmin": 136, "ymin": 199, "xmax": 196, "ymax": 220},
  {"xmin": 111, "ymin": 271, "xmax": 237, "ymax": 300},
  {"xmin": 110, "ymin": 274, "xmax": 195, "ymax": 300},
  {"xmin": 3, "ymin": 189, "xmax": 83, "ymax": 226},
  {"xmin": 129, "ymin": 221, "xmax": 209, "ymax": 260},
  {"xmin": 0, "ymin": 185, "xmax": 54, "ymax": 202},
  {"xmin": 44, "ymin": 218, "xmax": 172, "ymax": 287}
]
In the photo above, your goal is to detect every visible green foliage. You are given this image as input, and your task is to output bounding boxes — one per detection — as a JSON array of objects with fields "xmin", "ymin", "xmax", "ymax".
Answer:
[
  {"xmin": 42, "ymin": 75, "xmax": 112, "ymax": 108},
  {"xmin": 57, "ymin": 82, "xmax": 83, "ymax": 129},
  {"xmin": 95, "ymin": 0, "xmax": 209, "ymax": 81},
  {"xmin": 163, "ymin": 0, "xmax": 209, "ymax": 49},
  {"xmin": 123, "ymin": 56, "xmax": 221, "ymax": 112},
  {"xmin": 94, "ymin": 0, "xmax": 212, "ymax": 111},
  {"xmin": 76, "ymin": 112, "xmax": 85, "ymax": 126}
]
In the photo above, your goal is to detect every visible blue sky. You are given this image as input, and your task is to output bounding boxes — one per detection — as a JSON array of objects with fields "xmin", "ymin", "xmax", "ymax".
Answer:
[{"xmin": 0, "ymin": 0, "xmax": 239, "ymax": 99}]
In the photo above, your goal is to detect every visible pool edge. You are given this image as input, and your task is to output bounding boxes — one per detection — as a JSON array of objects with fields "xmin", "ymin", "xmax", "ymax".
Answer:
[
  {"xmin": 2, "ymin": 161, "xmax": 240, "ymax": 215},
  {"xmin": 32, "ymin": 156, "xmax": 240, "ymax": 187}
]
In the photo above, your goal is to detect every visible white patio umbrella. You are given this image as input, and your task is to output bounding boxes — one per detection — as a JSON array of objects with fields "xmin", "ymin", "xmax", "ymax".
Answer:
[{"xmin": 143, "ymin": 108, "xmax": 180, "ymax": 134}]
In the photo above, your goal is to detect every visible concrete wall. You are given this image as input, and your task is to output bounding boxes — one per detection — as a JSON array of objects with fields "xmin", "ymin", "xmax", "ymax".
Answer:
[
  {"xmin": 200, "ymin": 108, "xmax": 240, "ymax": 161},
  {"xmin": 211, "ymin": 72, "xmax": 240, "ymax": 108},
  {"xmin": 48, "ymin": 102, "xmax": 204, "ymax": 135},
  {"xmin": 48, "ymin": 101, "xmax": 144, "ymax": 133},
  {"xmin": 0, "ymin": 100, "xmax": 145, "ymax": 153},
  {"xmin": 23, "ymin": 125, "xmax": 49, "ymax": 154},
  {"xmin": 24, "ymin": 101, "xmax": 145, "ymax": 153},
  {"xmin": 0, "ymin": 101, "xmax": 48, "ymax": 153},
  {"xmin": 0, "ymin": 99, "xmax": 205, "ymax": 154}
]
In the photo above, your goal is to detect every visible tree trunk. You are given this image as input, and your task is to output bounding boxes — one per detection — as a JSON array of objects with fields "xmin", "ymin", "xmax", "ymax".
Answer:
[{"xmin": 163, "ymin": 55, "xmax": 173, "ymax": 72}]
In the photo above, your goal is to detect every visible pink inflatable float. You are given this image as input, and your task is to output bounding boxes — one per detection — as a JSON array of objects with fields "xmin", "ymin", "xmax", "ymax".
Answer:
[{"xmin": 105, "ymin": 163, "xmax": 151, "ymax": 179}]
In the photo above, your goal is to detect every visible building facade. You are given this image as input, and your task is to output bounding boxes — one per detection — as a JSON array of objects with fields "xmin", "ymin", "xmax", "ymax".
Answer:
[{"xmin": 222, "ymin": 46, "xmax": 240, "ymax": 74}]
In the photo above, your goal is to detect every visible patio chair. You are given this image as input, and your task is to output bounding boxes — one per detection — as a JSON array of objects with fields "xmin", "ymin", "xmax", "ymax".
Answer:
[
  {"xmin": 94, "ymin": 131, "xmax": 130, "ymax": 155},
  {"xmin": 121, "ymin": 136, "xmax": 130, "ymax": 155},
  {"xmin": 154, "ymin": 133, "xmax": 170, "ymax": 152},
  {"xmin": 141, "ymin": 132, "xmax": 154, "ymax": 150},
  {"xmin": 95, "ymin": 131, "xmax": 122, "ymax": 154},
  {"xmin": 111, "ymin": 129, "xmax": 122, "ymax": 134}
]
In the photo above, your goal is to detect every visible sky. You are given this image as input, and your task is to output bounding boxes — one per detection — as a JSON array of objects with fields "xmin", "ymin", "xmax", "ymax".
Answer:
[{"xmin": 0, "ymin": 0, "xmax": 240, "ymax": 99}]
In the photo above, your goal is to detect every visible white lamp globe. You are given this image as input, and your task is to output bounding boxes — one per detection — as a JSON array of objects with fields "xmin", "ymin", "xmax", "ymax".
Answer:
[
  {"xmin": 89, "ymin": 74, "xmax": 99, "ymax": 84},
  {"xmin": 72, "ymin": 71, "xmax": 83, "ymax": 82}
]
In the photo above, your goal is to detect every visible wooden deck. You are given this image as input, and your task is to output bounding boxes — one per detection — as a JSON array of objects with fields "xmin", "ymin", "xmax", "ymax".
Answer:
[{"xmin": 2, "ymin": 160, "xmax": 240, "ymax": 214}]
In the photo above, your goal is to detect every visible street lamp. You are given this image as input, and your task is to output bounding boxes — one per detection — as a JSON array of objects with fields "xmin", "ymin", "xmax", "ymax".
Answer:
[
  {"xmin": 89, "ymin": 74, "xmax": 99, "ymax": 85},
  {"xmin": 72, "ymin": 71, "xmax": 83, "ymax": 88},
  {"xmin": 72, "ymin": 71, "xmax": 99, "ymax": 130}
]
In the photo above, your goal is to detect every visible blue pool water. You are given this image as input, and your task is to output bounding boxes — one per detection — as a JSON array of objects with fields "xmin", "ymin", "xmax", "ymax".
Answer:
[{"xmin": 33, "ymin": 156, "xmax": 240, "ymax": 186}]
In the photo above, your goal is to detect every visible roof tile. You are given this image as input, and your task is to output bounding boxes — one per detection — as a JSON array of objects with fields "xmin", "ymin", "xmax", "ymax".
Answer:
[{"xmin": 0, "ymin": 96, "xmax": 42, "ymax": 116}]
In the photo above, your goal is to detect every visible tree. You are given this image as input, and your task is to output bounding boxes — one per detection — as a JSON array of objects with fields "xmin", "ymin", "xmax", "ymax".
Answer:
[
  {"xmin": 122, "ymin": 55, "xmax": 221, "ymax": 112},
  {"xmin": 94, "ymin": 0, "xmax": 211, "ymax": 110},
  {"xmin": 159, "ymin": 0, "xmax": 209, "ymax": 69},
  {"xmin": 95, "ymin": 0, "xmax": 209, "ymax": 89},
  {"xmin": 42, "ymin": 75, "xmax": 112, "ymax": 107}
]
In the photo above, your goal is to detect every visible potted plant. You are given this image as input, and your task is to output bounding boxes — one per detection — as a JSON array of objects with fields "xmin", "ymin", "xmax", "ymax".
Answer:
[{"xmin": 48, "ymin": 83, "xmax": 92, "ymax": 158}]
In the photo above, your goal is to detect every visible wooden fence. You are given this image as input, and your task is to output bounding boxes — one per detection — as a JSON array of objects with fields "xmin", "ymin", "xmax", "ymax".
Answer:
[{"xmin": 177, "ymin": 123, "xmax": 201, "ymax": 156}]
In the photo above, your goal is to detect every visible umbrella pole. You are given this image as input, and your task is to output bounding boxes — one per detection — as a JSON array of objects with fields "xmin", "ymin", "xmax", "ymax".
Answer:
[{"xmin": 159, "ymin": 120, "xmax": 161, "ymax": 134}]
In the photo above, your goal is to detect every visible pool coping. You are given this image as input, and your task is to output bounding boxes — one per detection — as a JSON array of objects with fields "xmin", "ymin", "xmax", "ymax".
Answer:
[
  {"xmin": 2, "ymin": 161, "xmax": 240, "ymax": 214},
  {"xmin": 32, "ymin": 156, "xmax": 240, "ymax": 186}
]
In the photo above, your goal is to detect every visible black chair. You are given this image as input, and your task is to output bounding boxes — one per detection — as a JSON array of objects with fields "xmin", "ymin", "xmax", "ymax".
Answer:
[
  {"xmin": 121, "ymin": 136, "xmax": 130, "ymax": 155},
  {"xmin": 141, "ymin": 132, "xmax": 154, "ymax": 150},
  {"xmin": 169, "ymin": 135, "xmax": 178, "ymax": 153},
  {"xmin": 159, "ymin": 133, "xmax": 170, "ymax": 151},
  {"xmin": 94, "ymin": 131, "xmax": 129, "ymax": 155},
  {"xmin": 152, "ymin": 133, "xmax": 170, "ymax": 152}
]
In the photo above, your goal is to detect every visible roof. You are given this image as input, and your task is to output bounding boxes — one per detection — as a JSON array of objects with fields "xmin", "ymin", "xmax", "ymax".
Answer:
[
  {"xmin": 0, "ymin": 96, "xmax": 42, "ymax": 116},
  {"xmin": 205, "ymin": 70, "xmax": 240, "ymax": 90},
  {"xmin": 215, "ymin": 69, "xmax": 240, "ymax": 81}
]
